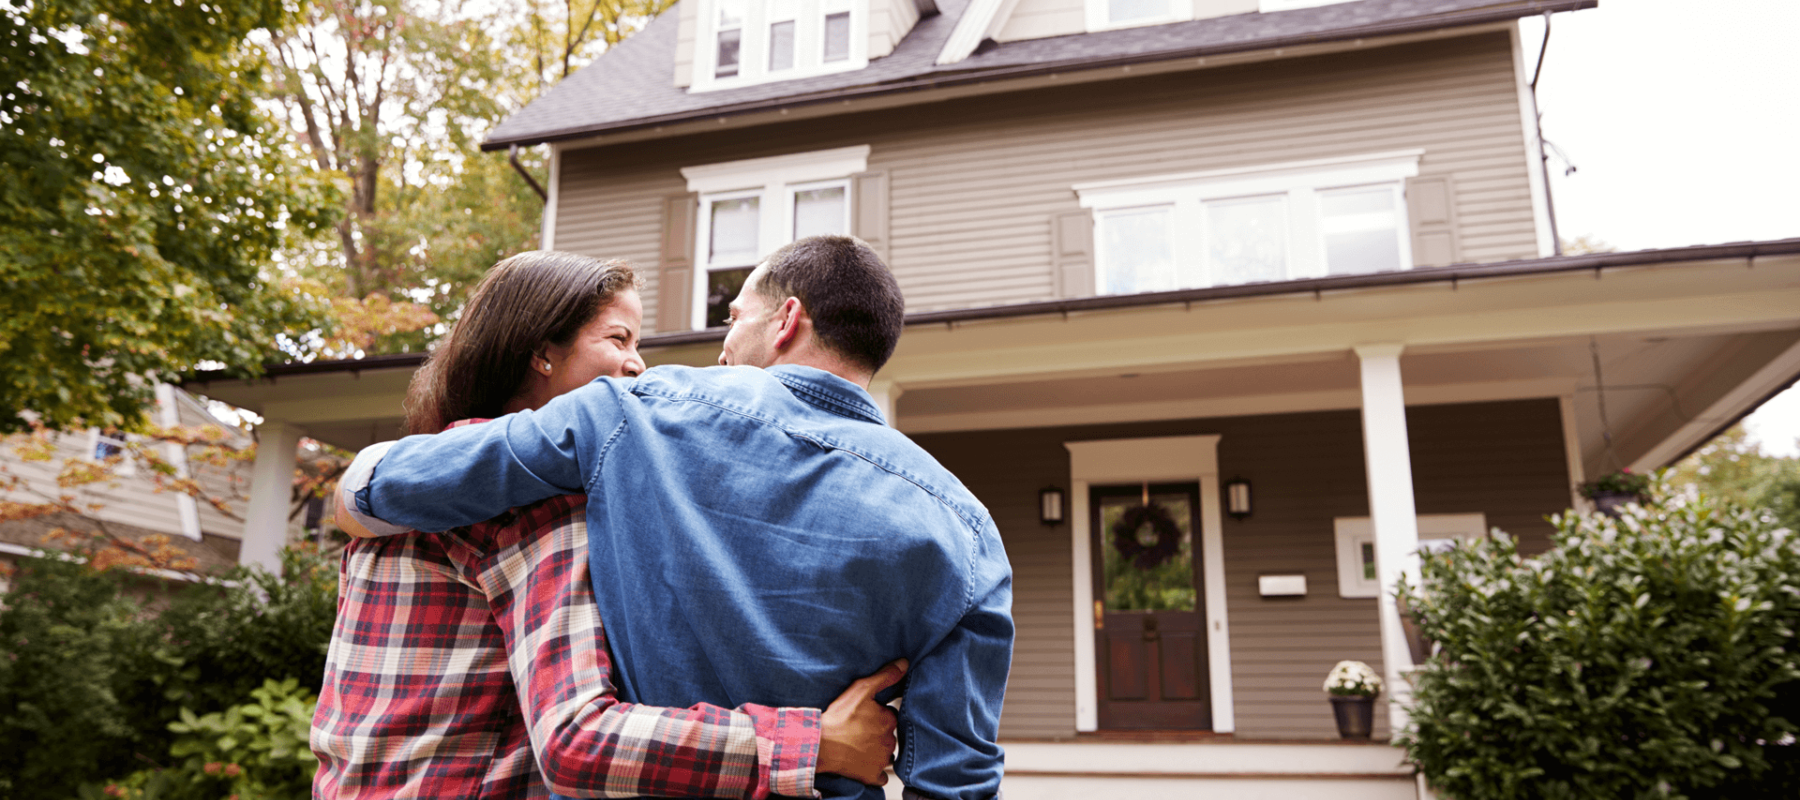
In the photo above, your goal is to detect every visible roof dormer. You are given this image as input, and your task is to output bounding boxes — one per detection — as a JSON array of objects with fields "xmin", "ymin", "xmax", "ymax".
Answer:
[{"xmin": 675, "ymin": 0, "xmax": 934, "ymax": 91}]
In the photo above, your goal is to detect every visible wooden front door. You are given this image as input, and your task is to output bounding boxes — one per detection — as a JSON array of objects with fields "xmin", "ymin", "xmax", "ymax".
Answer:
[{"xmin": 1092, "ymin": 483, "xmax": 1211, "ymax": 730}]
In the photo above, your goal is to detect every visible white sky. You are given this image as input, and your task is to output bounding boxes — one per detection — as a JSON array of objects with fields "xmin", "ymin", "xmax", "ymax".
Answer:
[{"xmin": 1519, "ymin": 0, "xmax": 1800, "ymax": 457}]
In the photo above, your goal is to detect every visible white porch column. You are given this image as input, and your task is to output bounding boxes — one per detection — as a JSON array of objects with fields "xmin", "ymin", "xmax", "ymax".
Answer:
[
  {"xmin": 867, "ymin": 379, "xmax": 904, "ymax": 428},
  {"xmin": 1354, "ymin": 344, "xmax": 1422, "ymax": 734},
  {"xmin": 240, "ymin": 419, "xmax": 304, "ymax": 572}
]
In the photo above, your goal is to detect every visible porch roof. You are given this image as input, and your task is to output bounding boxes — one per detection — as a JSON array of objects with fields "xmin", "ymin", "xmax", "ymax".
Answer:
[{"xmin": 182, "ymin": 237, "xmax": 1800, "ymax": 478}]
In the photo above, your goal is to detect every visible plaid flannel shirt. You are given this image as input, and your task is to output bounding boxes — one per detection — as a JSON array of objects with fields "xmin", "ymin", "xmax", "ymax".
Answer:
[{"xmin": 312, "ymin": 421, "xmax": 821, "ymax": 799}]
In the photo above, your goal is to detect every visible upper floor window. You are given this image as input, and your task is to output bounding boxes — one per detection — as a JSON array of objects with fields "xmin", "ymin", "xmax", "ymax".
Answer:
[
  {"xmin": 681, "ymin": 146, "xmax": 870, "ymax": 327},
  {"xmin": 1074, "ymin": 150, "xmax": 1421, "ymax": 295},
  {"xmin": 89, "ymin": 428, "xmax": 136, "ymax": 475},
  {"xmin": 698, "ymin": 0, "xmax": 867, "ymax": 92}
]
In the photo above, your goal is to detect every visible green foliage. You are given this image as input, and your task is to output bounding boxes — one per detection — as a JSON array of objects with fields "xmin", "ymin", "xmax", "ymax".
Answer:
[
  {"xmin": 1399, "ymin": 486, "xmax": 1800, "ymax": 799},
  {"xmin": 0, "ymin": 547, "xmax": 337, "ymax": 800},
  {"xmin": 1099, "ymin": 500, "xmax": 1197, "ymax": 611},
  {"xmin": 160, "ymin": 678, "xmax": 318, "ymax": 800},
  {"xmin": 1578, "ymin": 468, "xmax": 1652, "ymax": 499},
  {"xmin": 1670, "ymin": 424, "xmax": 1800, "ymax": 534},
  {"xmin": 0, "ymin": 556, "xmax": 151, "ymax": 799},
  {"xmin": 0, "ymin": 0, "xmax": 335, "ymax": 433}
]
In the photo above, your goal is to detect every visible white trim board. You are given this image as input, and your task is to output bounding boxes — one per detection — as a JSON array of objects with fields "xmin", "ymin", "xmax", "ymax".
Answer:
[
  {"xmin": 1065, "ymin": 435, "xmax": 1234, "ymax": 733},
  {"xmin": 681, "ymin": 145, "xmax": 871, "ymax": 193}
]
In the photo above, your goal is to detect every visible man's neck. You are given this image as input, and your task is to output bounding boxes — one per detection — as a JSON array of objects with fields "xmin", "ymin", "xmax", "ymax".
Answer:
[{"xmin": 768, "ymin": 352, "xmax": 872, "ymax": 389}]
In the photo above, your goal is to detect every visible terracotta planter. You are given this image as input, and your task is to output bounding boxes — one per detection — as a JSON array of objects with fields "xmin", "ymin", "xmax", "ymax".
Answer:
[
  {"xmin": 1330, "ymin": 695, "xmax": 1375, "ymax": 739},
  {"xmin": 1590, "ymin": 491, "xmax": 1645, "ymax": 517}
]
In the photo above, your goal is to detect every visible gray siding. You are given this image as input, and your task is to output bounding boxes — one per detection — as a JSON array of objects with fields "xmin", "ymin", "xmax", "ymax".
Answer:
[
  {"xmin": 910, "ymin": 398, "xmax": 1571, "ymax": 740},
  {"xmin": 556, "ymin": 32, "xmax": 1539, "ymax": 333}
]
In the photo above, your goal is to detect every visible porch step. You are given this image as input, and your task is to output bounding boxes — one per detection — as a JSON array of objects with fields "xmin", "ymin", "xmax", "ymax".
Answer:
[{"xmin": 883, "ymin": 741, "xmax": 1418, "ymax": 800}]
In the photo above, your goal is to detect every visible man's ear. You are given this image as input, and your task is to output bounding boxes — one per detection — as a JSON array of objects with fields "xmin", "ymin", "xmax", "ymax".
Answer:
[{"xmin": 771, "ymin": 297, "xmax": 804, "ymax": 351}]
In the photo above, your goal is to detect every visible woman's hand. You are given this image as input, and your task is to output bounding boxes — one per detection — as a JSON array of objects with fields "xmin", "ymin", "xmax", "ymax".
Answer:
[
  {"xmin": 334, "ymin": 500, "xmax": 378, "ymax": 539},
  {"xmin": 817, "ymin": 658, "xmax": 907, "ymax": 785}
]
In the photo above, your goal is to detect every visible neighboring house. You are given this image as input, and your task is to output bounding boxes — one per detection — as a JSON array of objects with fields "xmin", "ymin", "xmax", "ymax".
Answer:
[
  {"xmin": 186, "ymin": 0, "xmax": 1800, "ymax": 796},
  {"xmin": 0, "ymin": 385, "xmax": 252, "ymax": 589}
]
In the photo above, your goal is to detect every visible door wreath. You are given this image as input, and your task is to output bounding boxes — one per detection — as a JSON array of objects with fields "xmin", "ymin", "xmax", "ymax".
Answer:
[{"xmin": 1111, "ymin": 502, "xmax": 1184, "ymax": 570}]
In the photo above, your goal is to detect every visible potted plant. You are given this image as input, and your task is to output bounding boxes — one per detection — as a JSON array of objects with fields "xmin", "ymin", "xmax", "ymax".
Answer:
[
  {"xmin": 1578, "ymin": 469, "xmax": 1652, "ymax": 516},
  {"xmin": 1323, "ymin": 660, "xmax": 1383, "ymax": 739}
]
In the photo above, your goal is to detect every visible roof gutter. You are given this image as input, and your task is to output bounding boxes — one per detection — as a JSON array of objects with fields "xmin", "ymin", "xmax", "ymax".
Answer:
[
  {"xmin": 481, "ymin": 0, "xmax": 1595, "ymax": 152},
  {"xmin": 184, "ymin": 236, "xmax": 1800, "ymax": 383}
]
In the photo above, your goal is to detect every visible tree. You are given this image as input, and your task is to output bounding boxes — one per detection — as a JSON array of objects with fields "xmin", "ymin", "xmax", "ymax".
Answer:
[
  {"xmin": 1669, "ymin": 424, "xmax": 1800, "ymax": 533},
  {"xmin": 0, "ymin": 0, "xmax": 337, "ymax": 434}
]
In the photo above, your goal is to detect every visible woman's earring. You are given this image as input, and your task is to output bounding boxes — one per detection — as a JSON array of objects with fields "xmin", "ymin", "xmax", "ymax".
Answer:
[{"xmin": 540, "ymin": 360, "xmax": 553, "ymax": 374}]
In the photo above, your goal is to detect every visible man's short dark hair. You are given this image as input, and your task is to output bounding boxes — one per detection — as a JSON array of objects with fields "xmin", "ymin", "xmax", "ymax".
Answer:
[{"xmin": 758, "ymin": 235, "xmax": 905, "ymax": 374}]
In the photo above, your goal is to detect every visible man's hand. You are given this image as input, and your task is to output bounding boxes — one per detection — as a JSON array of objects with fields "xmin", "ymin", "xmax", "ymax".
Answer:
[{"xmin": 818, "ymin": 659, "xmax": 907, "ymax": 785}]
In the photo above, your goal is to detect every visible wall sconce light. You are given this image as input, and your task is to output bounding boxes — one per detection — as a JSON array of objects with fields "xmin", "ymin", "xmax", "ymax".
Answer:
[
  {"xmin": 1225, "ymin": 477, "xmax": 1252, "ymax": 520},
  {"xmin": 1039, "ymin": 486, "xmax": 1066, "ymax": 525}
]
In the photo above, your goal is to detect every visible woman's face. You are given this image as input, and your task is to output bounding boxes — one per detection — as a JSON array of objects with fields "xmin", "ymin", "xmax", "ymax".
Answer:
[{"xmin": 540, "ymin": 289, "xmax": 645, "ymax": 398}]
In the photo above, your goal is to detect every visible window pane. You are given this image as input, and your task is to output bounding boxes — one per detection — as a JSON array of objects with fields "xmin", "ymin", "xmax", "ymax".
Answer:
[
  {"xmin": 94, "ymin": 437, "xmax": 124, "ymax": 460},
  {"xmin": 705, "ymin": 267, "xmax": 754, "ymax": 329},
  {"xmin": 1099, "ymin": 206, "xmax": 1175, "ymax": 295},
  {"xmin": 1321, "ymin": 185, "xmax": 1401, "ymax": 275},
  {"xmin": 1360, "ymin": 541, "xmax": 1376, "ymax": 581},
  {"xmin": 769, "ymin": 20, "xmax": 795, "ymax": 71},
  {"xmin": 793, "ymin": 186, "xmax": 846, "ymax": 239},
  {"xmin": 709, "ymin": 196, "xmax": 760, "ymax": 265},
  {"xmin": 1109, "ymin": 0, "xmax": 1167, "ymax": 23},
  {"xmin": 1206, "ymin": 194, "xmax": 1287, "ymax": 285},
  {"xmin": 715, "ymin": 28, "xmax": 741, "ymax": 77},
  {"xmin": 823, "ymin": 12, "xmax": 850, "ymax": 62}
]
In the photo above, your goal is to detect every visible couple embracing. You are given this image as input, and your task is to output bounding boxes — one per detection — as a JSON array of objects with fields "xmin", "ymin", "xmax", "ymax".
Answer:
[{"xmin": 312, "ymin": 236, "xmax": 1012, "ymax": 800}]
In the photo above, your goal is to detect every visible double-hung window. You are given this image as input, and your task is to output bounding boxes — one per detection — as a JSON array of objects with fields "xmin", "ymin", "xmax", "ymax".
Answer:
[
  {"xmin": 1076, "ymin": 150, "xmax": 1422, "ymax": 295},
  {"xmin": 700, "ymin": 0, "xmax": 866, "ymax": 91},
  {"xmin": 682, "ymin": 146, "xmax": 869, "ymax": 328}
]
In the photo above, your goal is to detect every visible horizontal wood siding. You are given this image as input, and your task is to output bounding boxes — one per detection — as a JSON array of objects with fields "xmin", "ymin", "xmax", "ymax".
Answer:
[
  {"xmin": 910, "ymin": 397, "xmax": 1570, "ymax": 740},
  {"xmin": 0, "ymin": 430, "xmax": 187, "ymax": 537},
  {"xmin": 554, "ymin": 156, "xmax": 691, "ymax": 335},
  {"xmin": 870, "ymin": 0, "xmax": 921, "ymax": 59},
  {"xmin": 996, "ymin": 0, "xmax": 1084, "ymax": 42},
  {"xmin": 557, "ymin": 32, "xmax": 1536, "ymax": 332}
]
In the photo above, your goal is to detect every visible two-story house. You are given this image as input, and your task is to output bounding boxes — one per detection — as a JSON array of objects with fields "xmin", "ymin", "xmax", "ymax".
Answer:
[{"xmin": 189, "ymin": 0, "xmax": 1800, "ymax": 795}]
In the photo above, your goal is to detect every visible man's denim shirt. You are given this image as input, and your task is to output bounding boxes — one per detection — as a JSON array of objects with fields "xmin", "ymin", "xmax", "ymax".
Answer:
[{"xmin": 353, "ymin": 365, "xmax": 1013, "ymax": 800}]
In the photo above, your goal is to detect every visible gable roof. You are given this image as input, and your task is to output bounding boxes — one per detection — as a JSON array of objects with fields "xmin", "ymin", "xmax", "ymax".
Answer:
[{"xmin": 482, "ymin": 0, "xmax": 1594, "ymax": 150}]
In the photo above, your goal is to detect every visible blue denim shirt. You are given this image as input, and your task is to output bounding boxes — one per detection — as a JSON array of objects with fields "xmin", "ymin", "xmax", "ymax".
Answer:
[{"xmin": 354, "ymin": 365, "xmax": 1012, "ymax": 800}]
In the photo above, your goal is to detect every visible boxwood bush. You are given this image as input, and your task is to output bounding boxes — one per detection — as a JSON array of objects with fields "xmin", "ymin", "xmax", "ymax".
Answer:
[{"xmin": 1400, "ymin": 490, "xmax": 1800, "ymax": 799}]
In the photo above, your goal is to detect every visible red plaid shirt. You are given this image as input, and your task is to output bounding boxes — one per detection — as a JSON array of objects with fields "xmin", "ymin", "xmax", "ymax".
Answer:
[{"xmin": 312, "ymin": 423, "xmax": 821, "ymax": 799}]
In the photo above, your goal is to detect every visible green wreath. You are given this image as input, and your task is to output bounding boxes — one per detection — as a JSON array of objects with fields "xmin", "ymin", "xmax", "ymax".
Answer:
[{"xmin": 1111, "ymin": 502, "xmax": 1184, "ymax": 570}]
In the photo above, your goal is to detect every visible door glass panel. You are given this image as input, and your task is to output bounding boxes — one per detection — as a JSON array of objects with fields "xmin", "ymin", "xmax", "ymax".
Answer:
[
  {"xmin": 1098, "ymin": 490, "xmax": 1196, "ymax": 611},
  {"xmin": 1321, "ymin": 185, "xmax": 1401, "ymax": 275},
  {"xmin": 708, "ymin": 195, "xmax": 760, "ymax": 264},
  {"xmin": 793, "ymin": 185, "xmax": 847, "ymax": 239},
  {"xmin": 1099, "ymin": 205, "xmax": 1175, "ymax": 295},
  {"xmin": 1206, "ymin": 194, "xmax": 1287, "ymax": 285}
]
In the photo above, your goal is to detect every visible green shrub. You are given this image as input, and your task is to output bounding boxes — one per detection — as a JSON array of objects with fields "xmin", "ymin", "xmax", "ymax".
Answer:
[
  {"xmin": 0, "ymin": 547, "xmax": 337, "ymax": 800},
  {"xmin": 1400, "ymin": 488, "xmax": 1800, "ymax": 799},
  {"xmin": 94, "ymin": 678, "xmax": 319, "ymax": 800}
]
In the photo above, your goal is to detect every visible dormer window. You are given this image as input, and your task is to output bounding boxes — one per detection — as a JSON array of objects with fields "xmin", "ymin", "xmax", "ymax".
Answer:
[{"xmin": 696, "ymin": 0, "xmax": 868, "ymax": 91}]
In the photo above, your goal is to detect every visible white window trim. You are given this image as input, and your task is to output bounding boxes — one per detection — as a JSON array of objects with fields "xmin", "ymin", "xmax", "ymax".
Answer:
[
  {"xmin": 683, "ymin": 146, "xmax": 870, "ymax": 328},
  {"xmin": 1075, "ymin": 149, "xmax": 1422, "ymax": 292},
  {"xmin": 1260, "ymin": 0, "xmax": 1358, "ymax": 12},
  {"xmin": 692, "ymin": 0, "xmax": 869, "ymax": 93},
  {"xmin": 1086, "ymin": 0, "xmax": 1194, "ymax": 33},
  {"xmin": 1334, "ymin": 513, "xmax": 1486, "ymax": 599},
  {"xmin": 87, "ymin": 428, "xmax": 136, "ymax": 476}
]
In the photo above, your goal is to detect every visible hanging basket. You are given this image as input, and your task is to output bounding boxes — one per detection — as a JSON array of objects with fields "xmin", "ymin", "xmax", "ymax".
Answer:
[{"xmin": 1110, "ymin": 503, "xmax": 1184, "ymax": 570}]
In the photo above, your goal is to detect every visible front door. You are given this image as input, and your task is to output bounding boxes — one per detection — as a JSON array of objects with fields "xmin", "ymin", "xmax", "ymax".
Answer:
[{"xmin": 1092, "ymin": 482, "xmax": 1211, "ymax": 730}]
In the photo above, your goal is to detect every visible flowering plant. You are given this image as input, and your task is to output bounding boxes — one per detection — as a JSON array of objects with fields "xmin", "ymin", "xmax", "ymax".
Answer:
[
  {"xmin": 1578, "ymin": 469, "xmax": 1652, "ymax": 499},
  {"xmin": 1323, "ymin": 660, "xmax": 1383, "ymax": 698}
]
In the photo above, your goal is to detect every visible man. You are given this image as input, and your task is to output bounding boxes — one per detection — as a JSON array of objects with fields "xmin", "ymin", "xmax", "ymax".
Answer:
[{"xmin": 340, "ymin": 236, "xmax": 1012, "ymax": 800}]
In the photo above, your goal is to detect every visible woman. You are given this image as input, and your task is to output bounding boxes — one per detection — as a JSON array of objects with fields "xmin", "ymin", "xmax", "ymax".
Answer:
[{"xmin": 313, "ymin": 251, "xmax": 900, "ymax": 799}]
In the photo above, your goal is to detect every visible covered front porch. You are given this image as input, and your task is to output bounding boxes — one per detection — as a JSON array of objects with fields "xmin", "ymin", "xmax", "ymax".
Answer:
[{"xmin": 187, "ymin": 241, "xmax": 1800, "ymax": 797}]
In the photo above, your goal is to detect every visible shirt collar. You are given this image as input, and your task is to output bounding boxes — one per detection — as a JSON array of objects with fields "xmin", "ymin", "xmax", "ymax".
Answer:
[{"xmin": 766, "ymin": 365, "xmax": 886, "ymax": 425}]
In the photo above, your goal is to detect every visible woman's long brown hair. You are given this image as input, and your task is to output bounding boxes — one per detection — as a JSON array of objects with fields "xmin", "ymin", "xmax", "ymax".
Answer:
[{"xmin": 403, "ymin": 251, "xmax": 639, "ymax": 435}]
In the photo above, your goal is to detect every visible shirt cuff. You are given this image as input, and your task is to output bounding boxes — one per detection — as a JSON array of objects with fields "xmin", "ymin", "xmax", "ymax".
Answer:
[
  {"xmin": 747, "ymin": 705, "xmax": 821, "ymax": 799},
  {"xmin": 339, "ymin": 440, "xmax": 412, "ymax": 537}
]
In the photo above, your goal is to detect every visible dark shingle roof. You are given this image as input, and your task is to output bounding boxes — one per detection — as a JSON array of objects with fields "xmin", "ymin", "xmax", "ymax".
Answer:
[{"xmin": 482, "ymin": 0, "xmax": 1595, "ymax": 149}]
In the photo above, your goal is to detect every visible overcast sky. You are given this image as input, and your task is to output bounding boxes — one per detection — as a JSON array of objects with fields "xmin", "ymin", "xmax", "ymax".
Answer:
[{"xmin": 1519, "ymin": 0, "xmax": 1800, "ymax": 457}]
